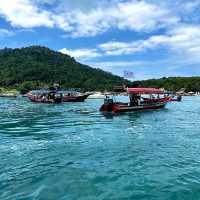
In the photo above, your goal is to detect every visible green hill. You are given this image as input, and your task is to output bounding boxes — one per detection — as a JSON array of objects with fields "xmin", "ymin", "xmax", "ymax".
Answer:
[
  {"xmin": 0, "ymin": 46, "xmax": 130, "ymax": 92},
  {"xmin": 132, "ymin": 77, "xmax": 200, "ymax": 92}
]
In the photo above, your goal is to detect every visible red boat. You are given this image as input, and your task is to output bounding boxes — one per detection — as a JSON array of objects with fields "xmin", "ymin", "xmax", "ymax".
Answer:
[{"xmin": 100, "ymin": 88, "xmax": 171, "ymax": 113}]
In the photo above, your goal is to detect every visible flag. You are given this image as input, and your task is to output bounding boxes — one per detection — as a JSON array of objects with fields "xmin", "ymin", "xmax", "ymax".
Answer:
[{"xmin": 123, "ymin": 70, "xmax": 134, "ymax": 78}]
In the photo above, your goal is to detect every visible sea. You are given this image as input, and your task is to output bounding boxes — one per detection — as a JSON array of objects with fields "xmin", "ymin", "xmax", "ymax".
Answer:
[{"xmin": 0, "ymin": 96, "xmax": 200, "ymax": 200}]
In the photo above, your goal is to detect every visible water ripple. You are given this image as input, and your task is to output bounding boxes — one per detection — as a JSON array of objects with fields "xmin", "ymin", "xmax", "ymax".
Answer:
[{"xmin": 1, "ymin": 97, "xmax": 200, "ymax": 199}]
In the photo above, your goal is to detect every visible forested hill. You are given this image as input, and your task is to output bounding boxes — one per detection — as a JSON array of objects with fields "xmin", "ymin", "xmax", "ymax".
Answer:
[
  {"xmin": 0, "ymin": 46, "xmax": 129, "ymax": 91},
  {"xmin": 132, "ymin": 77, "xmax": 200, "ymax": 92}
]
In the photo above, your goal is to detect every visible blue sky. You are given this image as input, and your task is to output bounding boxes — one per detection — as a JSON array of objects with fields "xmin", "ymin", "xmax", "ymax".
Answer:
[{"xmin": 0, "ymin": 0, "xmax": 200, "ymax": 80}]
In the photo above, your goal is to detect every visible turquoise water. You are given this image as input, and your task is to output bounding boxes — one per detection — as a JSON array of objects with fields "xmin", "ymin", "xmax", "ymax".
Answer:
[{"xmin": 1, "ymin": 96, "xmax": 200, "ymax": 200}]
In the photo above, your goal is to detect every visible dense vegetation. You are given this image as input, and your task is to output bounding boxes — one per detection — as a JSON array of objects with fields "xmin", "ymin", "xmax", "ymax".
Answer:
[
  {"xmin": 132, "ymin": 77, "xmax": 200, "ymax": 92},
  {"xmin": 0, "ymin": 46, "xmax": 130, "ymax": 93},
  {"xmin": 1, "ymin": 46, "xmax": 200, "ymax": 93}
]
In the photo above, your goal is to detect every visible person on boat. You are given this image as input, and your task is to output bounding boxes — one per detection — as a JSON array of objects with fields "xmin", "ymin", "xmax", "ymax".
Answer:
[
  {"xmin": 129, "ymin": 93, "xmax": 141, "ymax": 106},
  {"xmin": 48, "ymin": 92, "xmax": 55, "ymax": 101},
  {"xmin": 53, "ymin": 83, "xmax": 60, "ymax": 92},
  {"xmin": 177, "ymin": 95, "xmax": 182, "ymax": 102},
  {"xmin": 48, "ymin": 86, "xmax": 56, "ymax": 102},
  {"xmin": 41, "ymin": 93, "xmax": 47, "ymax": 101}
]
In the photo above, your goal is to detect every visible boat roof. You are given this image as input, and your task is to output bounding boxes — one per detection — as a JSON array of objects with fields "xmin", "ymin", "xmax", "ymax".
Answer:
[
  {"xmin": 30, "ymin": 90, "xmax": 80, "ymax": 94},
  {"xmin": 127, "ymin": 88, "xmax": 164, "ymax": 94}
]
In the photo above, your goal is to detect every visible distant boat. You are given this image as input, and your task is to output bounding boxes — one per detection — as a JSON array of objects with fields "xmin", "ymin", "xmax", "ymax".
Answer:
[
  {"xmin": 27, "ymin": 90, "xmax": 62, "ymax": 103},
  {"xmin": 27, "ymin": 90, "xmax": 90, "ymax": 103},
  {"xmin": 62, "ymin": 91, "xmax": 90, "ymax": 102},
  {"xmin": 170, "ymin": 96, "xmax": 182, "ymax": 102},
  {"xmin": 0, "ymin": 94, "xmax": 17, "ymax": 98},
  {"xmin": 164, "ymin": 91, "xmax": 182, "ymax": 102},
  {"xmin": 87, "ymin": 92, "xmax": 105, "ymax": 99}
]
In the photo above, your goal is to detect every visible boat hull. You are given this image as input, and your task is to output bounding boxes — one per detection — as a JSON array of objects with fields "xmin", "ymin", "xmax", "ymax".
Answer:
[
  {"xmin": 100, "ymin": 102, "xmax": 167, "ymax": 113},
  {"xmin": 62, "ymin": 94, "xmax": 90, "ymax": 102},
  {"xmin": 27, "ymin": 93, "xmax": 90, "ymax": 103},
  {"xmin": 0, "ymin": 95, "xmax": 17, "ymax": 98},
  {"xmin": 27, "ymin": 94, "xmax": 62, "ymax": 104}
]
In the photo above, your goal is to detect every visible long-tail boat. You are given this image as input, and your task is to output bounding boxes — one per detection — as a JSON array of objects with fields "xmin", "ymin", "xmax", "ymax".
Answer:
[
  {"xmin": 27, "ymin": 90, "xmax": 62, "ymax": 103},
  {"xmin": 100, "ymin": 88, "xmax": 171, "ymax": 113},
  {"xmin": 27, "ymin": 90, "xmax": 90, "ymax": 103},
  {"xmin": 61, "ymin": 91, "xmax": 91, "ymax": 102}
]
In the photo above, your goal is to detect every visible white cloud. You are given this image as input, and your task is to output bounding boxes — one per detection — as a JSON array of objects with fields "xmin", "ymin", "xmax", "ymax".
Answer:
[
  {"xmin": 0, "ymin": 0, "xmax": 53, "ymax": 28},
  {"xmin": 167, "ymin": 25, "xmax": 200, "ymax": 59},
  {"xmin": 183, "ymin": 1, "xmax": 200, "ymax": 11},
  {"xmin": 0, "ymin": 0, "xmax": 180, "ymax": 37},
  {"xmin": 58, "ymin": 23, "xmax": 200, "ymax": 62},
  {"xmin": 98, "ymin": 24, "xmax": 200, "ymax": 60},
  {"xmin": 98, "ymin": 39, "xmax": 158, "ymax": 56},
  {"xmin": 116, "ymin": 1, "xmax": 179, "ymax": 32},
  {"xmin": 0, "ymin": 29, "xmax": 14, "ymax": 37},
  {"xmin": 87, "ymin": 61, "xmax": 147, "ymax": 68},
  {"xmin": 52, "ymin": 15, "xmax": 73, "ymax": 32},
  {"xmin": 61, "ymin": 0, "xmax": 179, "ymax": 37},
  {"xmin": 143, "ymin": 25, "xmax": 200, "ymax": 60},
  {"xmin": 99, "ymin": 41, "xmax": 144, "ymax": 55},
  {"xmin": 59, "ymin": 48, "xmax": 101, "ymax": 60}
]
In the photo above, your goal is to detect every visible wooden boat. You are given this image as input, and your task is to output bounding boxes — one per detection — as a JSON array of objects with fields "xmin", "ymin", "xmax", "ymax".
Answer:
[
  {"xmin": 62, "ymin": 91, "xmax": 90, "ymax": 102},
  {"xmin": 100, "ymin": 88, "xmax": 171, "ymax": 113},
  {"xmin": 27, "ymin": 90, "xmax": 62, "ymax": 103},
  {"xmin": 0, "ymin": 94, "xmax": 17, "ymax": 98},
  {"xmin": 27, "ymin": 90, "xmax": 90, "ymax": 103}
]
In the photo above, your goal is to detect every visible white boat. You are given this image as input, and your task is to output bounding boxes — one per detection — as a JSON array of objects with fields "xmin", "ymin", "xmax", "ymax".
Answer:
[{"xmin": 87, "ymin": 92, "xmax": 106, "ymax": 99}]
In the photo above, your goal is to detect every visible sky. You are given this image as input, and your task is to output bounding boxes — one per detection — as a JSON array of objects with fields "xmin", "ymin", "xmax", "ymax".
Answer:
[{"xmin": 0, "ymin": 0, "xmax": 200, "ymax": 80}]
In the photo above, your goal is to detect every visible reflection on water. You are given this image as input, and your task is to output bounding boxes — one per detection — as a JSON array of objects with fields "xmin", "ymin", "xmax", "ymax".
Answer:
[{"xmin": 1, "ymin": 96, "xmax": 200, "ymax": 199}]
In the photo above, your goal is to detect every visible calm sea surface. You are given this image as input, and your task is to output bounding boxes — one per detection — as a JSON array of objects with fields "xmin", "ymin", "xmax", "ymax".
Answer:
[{"xmin": 1, "ymin": 96, "xmax": 200, "ymax": 200}]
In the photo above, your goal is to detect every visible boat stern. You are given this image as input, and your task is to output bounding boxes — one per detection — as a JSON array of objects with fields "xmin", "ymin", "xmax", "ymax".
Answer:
[{"xmin": 99, "ymin": 97, "xmax": 115, "ymax": 112}]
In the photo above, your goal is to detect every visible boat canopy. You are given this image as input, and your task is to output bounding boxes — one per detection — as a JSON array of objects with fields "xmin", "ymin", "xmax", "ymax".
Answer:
[
  {"xmin": 30, "ymin": 90, "xmax": 80, "ymax": 95},
  {"xmin": 127, "ymin": 88, "xmax": 164, "ymax": 94}
]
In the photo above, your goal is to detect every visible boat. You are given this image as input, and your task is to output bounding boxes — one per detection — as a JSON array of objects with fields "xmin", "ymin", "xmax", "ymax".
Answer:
[
  {"xmin": 100, "ymin": 88, "xmax": 171, "ymax": 113},
  {"xmin": 27, "ymin": 90, "xmax": 62, "ymax": 103},
  {"xmin": 170, "ymin": 95, "xmax": 182, "ymax": 102},
  {"xmin": 62, "ymin": 91, "xmax": 90, "ymax": 102},
  {"xmin": 27, "ymin": 90, "xmax": 90, "ymax": 103},
  {"xmin": 0, "ymin": 94, "xmax": 17, "ymax": 98},
  {"xmin": 164, "ymin": 91, "xmax": 182, "ymax": 102},
  {"xmin": 87, "ymin": 92, "xmax": 105, "ymax": 99}
]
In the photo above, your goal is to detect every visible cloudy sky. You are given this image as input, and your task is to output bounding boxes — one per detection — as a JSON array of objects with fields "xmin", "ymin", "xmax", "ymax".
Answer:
[{"xmin": 0, "ymin": 0, "xmax": 200, "ymax": 80}]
